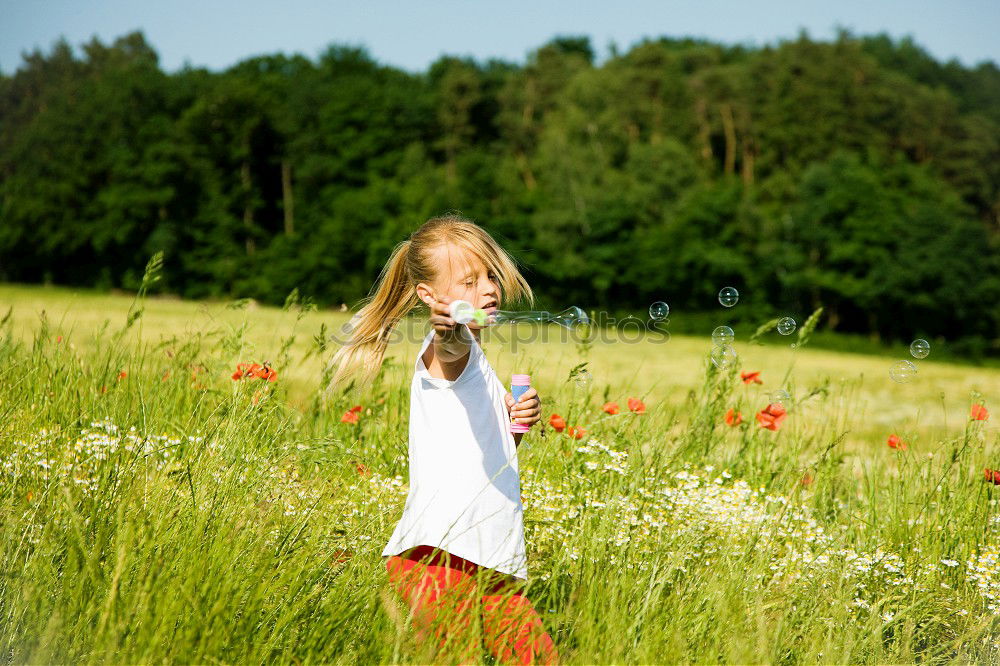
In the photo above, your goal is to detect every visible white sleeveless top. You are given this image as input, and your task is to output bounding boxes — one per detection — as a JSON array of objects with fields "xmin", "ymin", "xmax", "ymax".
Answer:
[{"xmin": 382, "ymin": 328, "xmax": 528, "ymax": 579}]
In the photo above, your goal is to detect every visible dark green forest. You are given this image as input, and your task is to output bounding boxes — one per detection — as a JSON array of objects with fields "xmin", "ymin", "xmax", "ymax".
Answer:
[{"xmin": 1, "ymin": 31, "xmax": 999, "ymax": 350}]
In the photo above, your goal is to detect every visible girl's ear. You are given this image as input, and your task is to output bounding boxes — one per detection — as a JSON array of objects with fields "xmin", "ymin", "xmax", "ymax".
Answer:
[{"xmin": 415, "ymin": 282, "xmax": 435, "ymax": 306}]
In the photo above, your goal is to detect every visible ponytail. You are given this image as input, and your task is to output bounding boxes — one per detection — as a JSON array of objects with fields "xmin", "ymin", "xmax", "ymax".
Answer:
[{"xmin": 328, "ymin": 240, "xmax": 416, "ymax": 388}]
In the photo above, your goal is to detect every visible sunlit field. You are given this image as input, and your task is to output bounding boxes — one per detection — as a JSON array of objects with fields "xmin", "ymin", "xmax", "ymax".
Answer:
[{"xmin": 2, "ymin": 279, "xmax": 999, "ymax": 663}]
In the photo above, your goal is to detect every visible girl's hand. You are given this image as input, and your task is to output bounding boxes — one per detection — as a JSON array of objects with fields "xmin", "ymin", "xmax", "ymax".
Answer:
[
  {"xmin": 505, "ymin": 387, "xmax": 541, "ymax": 427},
  {"xmin": 428, "ymin": 295, "xmax": 457, "ymax": 335}
]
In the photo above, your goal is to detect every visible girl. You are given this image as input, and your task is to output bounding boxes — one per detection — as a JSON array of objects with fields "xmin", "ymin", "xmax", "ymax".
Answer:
[{"xmin": 330, "ymin": 214, "xmax": 559, "ymax": 664}]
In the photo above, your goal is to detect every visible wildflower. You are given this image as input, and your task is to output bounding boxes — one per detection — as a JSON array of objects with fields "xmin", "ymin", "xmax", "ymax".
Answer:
[
  {"xmin": 602, "ymin": 402, "xmax": 620, "ymax": 415},
  {"xmin": 972, "ymin": 404, "xmax": 990, "ymax": 421},
  {"xmin": 756, "ymin": 403, "xmax": 787, "ymax": 431},
  {"xmin": 161, "ymin": 370, "xmax": 171, "ymax": 382},
  {"xmin": 549, "ymin": 413, "xmax": 566, "ymax": 432},
  {"xmin": 941, "ymin": 559, "xmax": 959, "ymax": 567},
  {"xmin": 740, "ymin": 371, "xmax": 762, "ymax": 385},
  {"xmin": 330, "ymin": 549, "xmax": 353, "ymax": 566},
  {"xmin": 887, "ymin": 434, "xmax": 907, "ymax": 451},
  {"xmin": 232, "ymin": 362, "xmax": 278, "ymax": 382},
  {"xmin": 232, "ymin": 363, "xmax": 260, "ymax": 381},
  {"xmin": 627, "ymin": 397, "xmax": 646, "ymax": 414},
  {"xmin": 341, "ymin": 409, "xmax": 360, "ymax": 424},
  {"xmin": 724, "ymin": 408, "xmax": 743, "ymax": 427},
  {"xmin": 800, "ymin": 472, "xmax": 814, "ymax": 487},
  {"xmin": 354, "ymin": 462, "xmax": 370, "ymax": 476},
  {"xmin": 117, "ymin": 371, "xmax": 127, "ymax": 381},
  {"xmin": 567, "ymin": 426, "xmax": 587, "ymax": 440},
  {"xmin": 984, "ymin": 468, "xmax": 1000, "ymax": 485},
  {"xmin": 55, "ymin": 335, "xmax": 63, "ymax": 343},
  {"xmin": 350, "ymin": 405, "xmax": 363, "ymax": 414}
]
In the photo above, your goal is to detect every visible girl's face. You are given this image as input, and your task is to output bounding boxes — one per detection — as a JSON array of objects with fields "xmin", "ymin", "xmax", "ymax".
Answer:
[{"xmin": 418, "ymin": 244, "xmax": 500, "ymax": 329}]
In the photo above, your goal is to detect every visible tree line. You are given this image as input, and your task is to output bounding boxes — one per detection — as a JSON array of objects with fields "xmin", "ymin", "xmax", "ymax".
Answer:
[{"xmin": 1, "ymin": 31, "xmax": 998, "ymax": 353}]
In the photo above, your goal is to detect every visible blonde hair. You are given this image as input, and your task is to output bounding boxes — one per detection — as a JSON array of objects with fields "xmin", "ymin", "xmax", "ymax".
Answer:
[{"xmin": 328, "ymin": 214, "xmax": 533, "ymax": 388}]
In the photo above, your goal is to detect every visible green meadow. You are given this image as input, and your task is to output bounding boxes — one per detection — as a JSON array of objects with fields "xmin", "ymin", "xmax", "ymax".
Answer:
[{"xmin": 2, "ymin": 281, "xmax": 999, "ymax": 663}]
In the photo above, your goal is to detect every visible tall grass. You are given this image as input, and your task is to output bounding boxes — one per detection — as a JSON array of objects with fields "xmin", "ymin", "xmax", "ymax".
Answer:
[{"xmin": 1, "ymin": 277, "xmax": 999, "ymax": 663}]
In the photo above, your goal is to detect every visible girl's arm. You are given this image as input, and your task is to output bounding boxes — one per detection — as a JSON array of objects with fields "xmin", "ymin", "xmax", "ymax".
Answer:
[{"xmin": 505, "ymin": 387, "xmax": 541, "ymax": 448}]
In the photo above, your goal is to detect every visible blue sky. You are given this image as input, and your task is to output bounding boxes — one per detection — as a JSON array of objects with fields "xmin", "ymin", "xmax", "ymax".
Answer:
[{"xmin": 1, "ymin": 0, "xmax": 998, "ymax": 75}]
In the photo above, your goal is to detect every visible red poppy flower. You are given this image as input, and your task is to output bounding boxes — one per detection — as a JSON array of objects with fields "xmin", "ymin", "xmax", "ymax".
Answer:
[
  {"xmin": 117, "ymin": 371, "xmax": 127, "ymax": 381},
  {"xmin": 354, "ymin": 462, "xmax": 370, "ymax": 476},
  {"xmin": 350, "ymin": 405, "xmax": 363, "ymax": 413},
  {"xmin": 985, "ymin": 468, "xmax": 1000, "ymax": 485},
  {"xmin": 725, "ymin": 408, "xmax": 743, "ymax": 427},
  {"xmin": 602, "ymin": 402, "xmax": 620, "ymax": 415},
  {"xmin": 55, "ymin": 335, "xmax": 63, "ymax": 344},
  {"xmin": 740, "ymin": 371, "xmax": 762, "ymax": 385},
  {"xmin": 341, "ymin": 409, "xmax": 360, "ymax": 424},
  {"xmin": 161, "ymin": 370, "xmax": 171, "ymax": 382},
  {"xmin": 627, "ymin": 397, "xmax": 646, "ymax": 414},
  {"xmin": 257, "ymin": 364, "xmax": 278, "ymax": 382},
  {"xmin": 549, "ymin": 413, "xmax": 566, "ymax": 432},
  {"xmin": 800, "ymin": 472, "xmax": 814, "ymax": 487},
  {"xmin": 232, "ymin": 362, "xmax": 259, "ymax": 380},
  {"xmin": 567, "ymin": 425, "xmax": 587, "ymax": 440},
  {"xmin": 330, "ymin": 549, "xmax": 354, "ymax": 566},
  {"xmin": 972, "ymin": 404, "xmax": 990, "ymax": 421},
  {"xmin": 887, "ymin": 434, "xmax": 907, "ymax": 450},
  {"xmin": 756, "ymin": 403, "xmax": 787, "ymax": 431},
  {"xmin": 232, "ymin": 362, "xmax": 277, "ymax": 382}
]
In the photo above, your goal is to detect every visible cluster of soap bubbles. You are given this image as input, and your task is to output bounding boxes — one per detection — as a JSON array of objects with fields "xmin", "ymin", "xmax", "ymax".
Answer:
[
  {"xmin": 889, "ymin": 339, "xmax": 930, "ymax": 383},
  {"xmin": 575, "ymin": 369, "xmax": 593, "ymax": 389},
  {"xmin": 711, "ymin": 287, "xmax": 740, "ymax": 369}
]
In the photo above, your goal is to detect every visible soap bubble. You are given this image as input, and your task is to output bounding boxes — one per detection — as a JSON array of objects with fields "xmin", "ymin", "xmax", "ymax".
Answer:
[
  {"xmin": 551, "ymin": 306, "xmax": 590, "ymax": 330},
  {"xmin": 718, "ymin": 287, "xmax": 739, "ymax": 308},
  {"xmin": 711, "ymin": 344, "xmax": 737, "ymax": 369},
  {"xmin": 770, "ymin": 389, "xmax": 791, "ymax": 406},
  {"xmin": 493, "ymin": 306, "xmax": 590, "ymax": 329},
  {"xmin": 889, "ymin": 360, "xmax": 917, "ymax": 384},
  {"xmin": 712, "ymin": 325, "xmax": 735, "ymax": 346},
  {"xmin": 910, "ymin": 339, "xmax": 930, "ymax": 359},
  {"xmin": 649, "ymin": 301, "xmax": 670, "ymax": 321},
  {"xmin": 776, "ymin": 317, "xmax": 796, "ymax": 335},
  {"xmin": 575, "ymin": 370, "xmax": 593, "ymax": 389}
]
